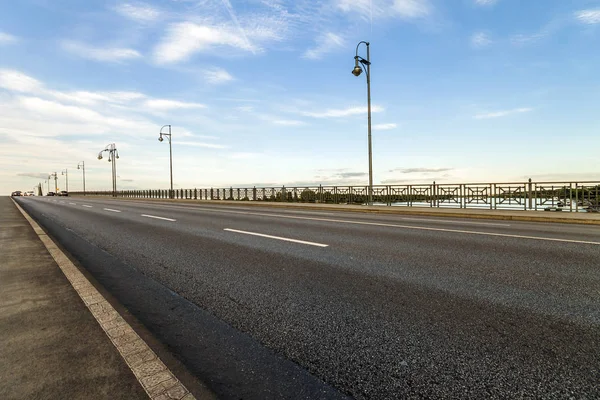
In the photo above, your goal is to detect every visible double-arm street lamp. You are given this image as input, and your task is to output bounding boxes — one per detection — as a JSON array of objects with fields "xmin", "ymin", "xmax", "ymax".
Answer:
[
  {"xmin": 97, "ymin": 143, "xmax": 119, "ymax": 197},
  {"xmin": 49, "ymin": 172, "xmax": 58, "ymax": 192},
  {"xmin": 77, "ymin": 161, "xmax": 86, "ymax": 195},
  {"xmin": 352, "ymin": 41, "xmax": 373, "ymax": 206},
  {"xmin": 61, "ymin": 169, "xmax": 69, "ymax": 192},
  {"xmin": 159, "ymin": 125, "xmax": 174, "ymax": 199}
]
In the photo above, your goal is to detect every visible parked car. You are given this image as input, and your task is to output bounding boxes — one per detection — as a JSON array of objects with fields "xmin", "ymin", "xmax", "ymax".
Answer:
[
  {"xmin": 46, "ymin": 192, "xmax": 55, "ymax": 196},
  {"xmin": 58, "ymin": 190, "xmax": 69, "ymax": 197},
  {"xmin": 11, "ymin": 191, "xmax": 23, "ymax": 196},
  {"xmin": 24, "ymin": 191, "xmax": 35, "ymax": 196}
]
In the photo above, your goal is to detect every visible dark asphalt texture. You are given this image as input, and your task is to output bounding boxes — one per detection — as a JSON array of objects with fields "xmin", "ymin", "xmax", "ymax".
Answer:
[{"xmin": 16, "ymin": 197, "xmax": 600, "ymax": 399}]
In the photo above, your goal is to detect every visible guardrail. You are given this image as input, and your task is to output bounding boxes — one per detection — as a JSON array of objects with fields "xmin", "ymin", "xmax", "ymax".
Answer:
[{"xmin": 71, "ymin": 179, "xmax": 600, "ymax": 212}]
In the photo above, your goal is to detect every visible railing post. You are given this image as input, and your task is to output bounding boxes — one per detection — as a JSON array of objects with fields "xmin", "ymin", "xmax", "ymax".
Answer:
[
  {"xmin": 528, "ymin": 178, "xmax": 533, "ymax": 210},
  {"xmin": 253, "ymin": 187, "xmax": 257, "ymax": 201}
]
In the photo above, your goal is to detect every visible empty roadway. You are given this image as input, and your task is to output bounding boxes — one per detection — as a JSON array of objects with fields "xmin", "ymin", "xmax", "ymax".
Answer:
[{"xmin": 15, "ymin": 197, "xmax": 600, "ymax": 399}]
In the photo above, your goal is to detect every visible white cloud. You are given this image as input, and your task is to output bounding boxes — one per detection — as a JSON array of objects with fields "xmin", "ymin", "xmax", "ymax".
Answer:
[
  {"xmin": 392, "ymin": 0, "xmax": 431, "ymax": 18},
  {"xmin": 153, "ymin": 14, "xmax": 286, "ymax": 64},
  {"xmin": 114, "ymin": 2, "xmax": 160, "ymax": 22},
  {"xmin": 61, "ymin": 41, "xmax": 142, "ymax": 62},
  {"xmin": 0, "ymin": 69, "xmax": 43, "ymax": 92},
  {"xmin": 303, "ymin": 32, "xmax": 345, "ymax": 60},
  {"xmin": 273, "ymin": 119, "xmax": 305, "ymax": 126},
  {"xmin": 50, "ymin": 91, "xmax": 146, "ymax": 106},
  {"xmin": 144, "ymin": 99, "xmax": 206, "ymax": 110},
  {"xmin": 473, "ymin": 108, "xmax": 533, "ymax": 119},
  {"xmin": 510, "ymin": 32, "xmax": 546, "ymax": 46},
  {"xmin": 471, "ymin": 32, "xmax": 492, "ymax": 48},
  {"xmin": 575, "ymin": 9, "xmax": 600, "ymax": 24},
  {"xmin": 302, "ymin": 105, "xmax": 384, "ymax": 118},
  {"xmin": 336, "ymin": 0, "xmax": 431, "ymax": 20},
  {"xmin": 373, "ymin": 123, "xmax": 397, "ymax": 130},
  {"xmin": 177, "ymin": 141, "xmax": 228, "ymax": 149},
  {"xmin": 205, "ymin": 68, "xmax": 234, "ymax": 84},
  {"xmin": 0, "ymin": 32, "xmax": 18, "ymax": 44},
  {"xmin": 474, "ymin": 0, "xmax": 497, "ymax": 6}
]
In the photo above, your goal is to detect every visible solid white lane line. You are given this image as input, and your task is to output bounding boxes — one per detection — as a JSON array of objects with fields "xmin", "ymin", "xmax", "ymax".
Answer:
[
  {"xmin": 399, "ymin": 217, "xmax": 510, "ymax": 227},
  {"xmin": 141, "ymin": 214, "xmax": 176, "ymax": 222},
  {"xmin": 82, "ymin": 205, "xmax": 93, "ymax": 208},
  {"xmin": 224, "ymin": 228, "xmax": 329, "ymax": 247},
  {"xmin": 103, "ymin": 208, "xmax": 121, "ymax": 213}
]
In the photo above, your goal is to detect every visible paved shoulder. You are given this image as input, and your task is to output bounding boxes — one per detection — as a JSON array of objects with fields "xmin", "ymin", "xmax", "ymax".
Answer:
[{"xmin": 0, "ymin": 196, "xmax": 148, "ymax": 400}]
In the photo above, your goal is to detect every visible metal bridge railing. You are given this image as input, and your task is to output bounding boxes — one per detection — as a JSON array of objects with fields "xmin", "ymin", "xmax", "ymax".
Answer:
[{"xmin": 70, "ymin": 179, "xmax": 600, "ymax": 213}]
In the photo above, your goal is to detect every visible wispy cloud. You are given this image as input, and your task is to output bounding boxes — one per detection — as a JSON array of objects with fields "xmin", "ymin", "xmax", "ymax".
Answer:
[
  {"xmin": 302, "ymin": 105, "xmax": 384, "ymax": 118},
  {"xmin": 389, "ymin": 167, "xmax": 453, "ymax": 174},
  {"xmin": 474, "ymin": 0, "xmax": 497, "ymax": 6},
  {"xmin": 471, "ymin": 32, "xmax": 491, "ymax": 48},
  {"xmin": 373, "ymin": 123, "xmax": 397, "ymax": 130},
  {"xmin": 61, "ymin": 41, "xmax": 142, "ymax": 62},
  {"xmin": 473, "ymin": 108, "xmax": 533, "ymax": 119},
  {"xmin": 0, "ymin": 32, "xmax": 18, "ymax": 45},
  {"xmin": 335, "ymin": 0, "xmax": 431, "ymax": 20},
  {"xmin": 303, "ymin": 32, "xmax": 345, "ymax": 60},
  {"xmin": 272, "ymin": 119, "xmax": 305, "ymax": 126},
  {"xmin": 205, "ymin": 68, "xmax": 234, "ymax": 84},
  {"xmin": 0, "ymin": 69, "xmax": 43, "ymax": 92},
  {"xmin": 177, "ymin": 141, "xmax": 228, "ymax": 149},
  {"xmin": 575, "ymin": 9, "xmax": 600, "ymax": 24},
  {"xmin": 114, "ymin": 2, "xmax": 160, "ymax": 22},
  {"xmin": 144, "ymin": 99, "xmax": 206, "ymax": 110},
  {"xmin": 17, "ymin": 172, "xmax": 51, "ymax": 179}
]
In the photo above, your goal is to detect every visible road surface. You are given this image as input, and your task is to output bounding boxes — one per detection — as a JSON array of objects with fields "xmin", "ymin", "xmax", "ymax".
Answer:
[{"xmin": 16, "ymin": 197, "xmax": 600, "ymax": 399}]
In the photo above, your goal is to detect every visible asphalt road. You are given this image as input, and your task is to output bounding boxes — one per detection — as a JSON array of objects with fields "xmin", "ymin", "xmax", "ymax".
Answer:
[{"xmin": 16, "ymin": 196, "xmax": 600, "ymax": 399}]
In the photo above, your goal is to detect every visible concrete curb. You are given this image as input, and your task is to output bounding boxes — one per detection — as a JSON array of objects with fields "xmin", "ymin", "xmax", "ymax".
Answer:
[
  {"xmin": 71, "ymin": 196, "xmax": 600, "ymax": 226},
  {"xmin": 12, "ymin": 199, "xmax": 198, "ymax": 400}
]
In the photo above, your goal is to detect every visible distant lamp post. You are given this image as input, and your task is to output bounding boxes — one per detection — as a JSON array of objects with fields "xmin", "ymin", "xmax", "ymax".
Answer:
[
  {"xmin": 97, "ymin": 144, "xmax": 119, "ymax": 197},
  {"xmin": 77, "ymin": 161, "xmax": 86, "ymax": 195},
  {"xmin": 61, "ymin": 169, "xmax": 69, "ymax": 192},
  {"xmin": 159, "ymin": 125, "xmax": 173, "ymax": 199},
  {"xmin": 352, "ymin": 41, "xmax": 373, "ymax": 206},
  {"xmin": 49, "ymin": 172, "xmax": 58, "ymax": 192}
]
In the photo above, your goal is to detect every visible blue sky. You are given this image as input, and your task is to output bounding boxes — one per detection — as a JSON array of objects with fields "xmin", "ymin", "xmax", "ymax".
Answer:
[{"xmin": 1, "ymin": 0, "xmax": 599, "ymax": 194}]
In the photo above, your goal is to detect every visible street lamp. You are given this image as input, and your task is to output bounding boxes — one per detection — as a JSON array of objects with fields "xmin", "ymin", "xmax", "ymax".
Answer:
[
  {"xmin": 77, "ymin": 161, "xmax": 86, "ymax": 195},
  {"xmin": 97, "ymin": 144, "xmax": 119, "ymax": 197},
  {"xmin": 159, "ymin": 125, "xmax": 173, "ymax": 199},
  {"xmin": 49, "ymin": 172, "xmax": 58, "ymax": 192},
  {"xmin": 352, "ymin": 41, "xmax": 373, "ymax": 206},
  {"xmin": 61, "ymin": 169, "xmax": 69, "ymax": 193}
]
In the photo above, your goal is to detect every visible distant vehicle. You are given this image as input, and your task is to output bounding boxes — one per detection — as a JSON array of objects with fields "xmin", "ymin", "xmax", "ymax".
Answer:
[
  {"xmin": 24, "ymin": 191, "xmax": 35, "ymax": 196},
  {"xmin": 11, "ymin": 191, "xmax": 23, "ymax": 196},
  {"xmin": 46, "ymin": 192, "xmax": 55, "ymax": 196},
  {"xmin": 58, "ymin": 190, "xmax": 69, "ymax": 197}
]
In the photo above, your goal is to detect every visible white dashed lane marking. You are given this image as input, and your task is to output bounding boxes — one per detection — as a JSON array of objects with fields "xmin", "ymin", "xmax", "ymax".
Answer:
[
  {"xmin": 141, "ymin": 214, "xmax": 176, "ymax": 222},
  {"xmin": 225, "ymin": 228, "xmax": 329, "ymax": 247}
]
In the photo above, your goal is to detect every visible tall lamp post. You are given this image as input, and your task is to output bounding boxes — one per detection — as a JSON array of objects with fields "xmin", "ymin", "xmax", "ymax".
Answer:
[
  {"xmin": 77, "ymin": 161, "xmax": 86, "ymax": 195},
  {"xmin": 61, "ymin": 169, "xmax": 69, "ymax": 193},
  {"xmin": 159, "ymin": 125, "xmax": 173, "ymax": 199},
  {"xmin": 97, "ymin": 144, "xmax": 119, "ymax": 197},
  {"xmin": 49, "ymin": 172, "xmax": 58, "ymax": 192},
  {"xmin": 352, "ymin": 41, "xmax": 373, "ymax": 206}
]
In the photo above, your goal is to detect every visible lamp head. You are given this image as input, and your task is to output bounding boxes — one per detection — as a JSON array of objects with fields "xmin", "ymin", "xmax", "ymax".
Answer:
[
  {"xmin": 116, "ymin": 154, "xmax": 119, "ymax": 159},
  {"xmin": 158, "ymin": 136, "xmax": 164, "ymax": 142},
  {"xmin": 98, "ymin": 155, "xmax": 103, "ymax": 160},
  {"xmin": 108, "ymin": 158, "xmax": 112, "ymax": 162},
  {"xmin": 352, "ymin": 57, "xmax": 363, "ymax": 77},
  {"xmin": 77, "ymin": 165, "xmax": 80, "ymax": 170}
]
